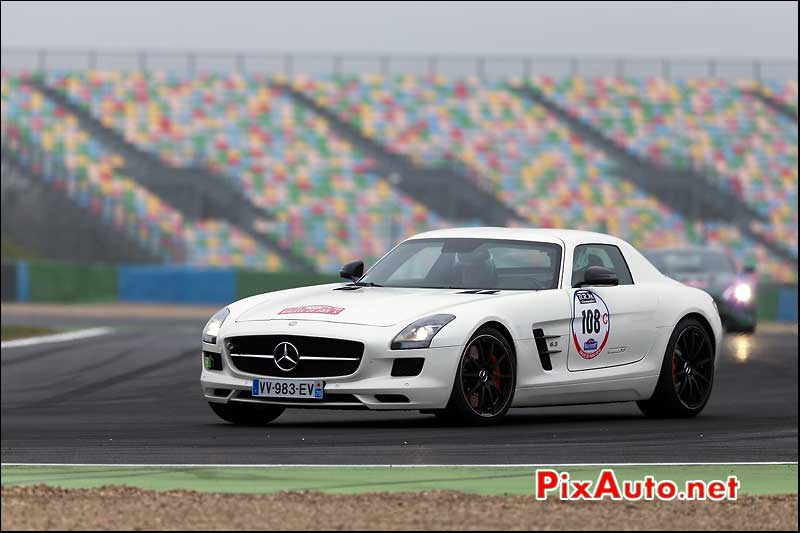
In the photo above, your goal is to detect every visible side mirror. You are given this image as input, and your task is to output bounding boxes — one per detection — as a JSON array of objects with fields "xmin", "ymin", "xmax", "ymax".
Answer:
[
  {"xmin": 339, "ymin": 260, "xmax": 364, "ymax": 282},
  {"xmin": 576, "ymin": 266, "xmax": 619, "ymax": 288}
]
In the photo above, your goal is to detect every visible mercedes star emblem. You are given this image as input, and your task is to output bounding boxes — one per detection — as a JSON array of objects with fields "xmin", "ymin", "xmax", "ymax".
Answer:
[{"xmin": 273, "ymin": 341, "xmax": 300, "ymax": 372}]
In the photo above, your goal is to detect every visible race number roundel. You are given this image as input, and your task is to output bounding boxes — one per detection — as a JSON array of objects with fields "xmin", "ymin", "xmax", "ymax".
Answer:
[{"xmin": 571, "ymin": 290, "xmax": 610, "ymax": 360}]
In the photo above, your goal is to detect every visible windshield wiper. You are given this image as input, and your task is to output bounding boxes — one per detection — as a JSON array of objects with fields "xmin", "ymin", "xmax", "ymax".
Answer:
[{"xmin": 353, "ymin": 281, "xmax": 383, "ymax": 287}]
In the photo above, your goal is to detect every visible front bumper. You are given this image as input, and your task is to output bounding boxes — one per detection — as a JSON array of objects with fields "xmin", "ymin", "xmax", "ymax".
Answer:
[
  {"xmin": 200, "ymin": 319, "xmax": 463, "ymax": 410},
  {"xmin": 715, "ymin": 298, "xmax": 757, "ymax": 330}
]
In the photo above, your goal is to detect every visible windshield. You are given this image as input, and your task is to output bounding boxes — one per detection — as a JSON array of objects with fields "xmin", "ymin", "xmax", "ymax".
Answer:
[
  {"xmin": 360, "ymin": 238, "xmax": 562, "ymax": 290},
  {"xmin": 646, "ymin": 249, "xmax": 736, "ymax": 275}
]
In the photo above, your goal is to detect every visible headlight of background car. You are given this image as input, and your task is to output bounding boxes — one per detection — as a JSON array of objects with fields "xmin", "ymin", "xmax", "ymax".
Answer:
[
  {"xmin": 202, "ymin": 307, "xmax": 230, "ymax": 344},
  {"xmin": 732, "ymin": 283, "xmax": 753, "ymax": 304},
  {"xmin": 723, "ymin": 282, "xmax": 753, "ymax": 305},
  {"xmin": 391, "ymin": 314, "xmax": 455, "ymax": 350}
]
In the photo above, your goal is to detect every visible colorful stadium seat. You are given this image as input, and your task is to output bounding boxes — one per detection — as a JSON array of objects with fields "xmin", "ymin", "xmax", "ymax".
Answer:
[
  {"xmin": 294, "ymin": 74, "xmax": 794, "ymax": 280},
  {"xmin": 46, "ymin": 71, "xmax": 448, "ymax": 271},
  {"xmin": 2, "ymin": 70, "xmax": 796, "ymax": 281},
  {"xmin": 531, "ymin": 76, "xmax": 798, "ymax": 262},
  {"xmin": 1, "ymin": 76, "xmax": 286, "ymax": 270}
]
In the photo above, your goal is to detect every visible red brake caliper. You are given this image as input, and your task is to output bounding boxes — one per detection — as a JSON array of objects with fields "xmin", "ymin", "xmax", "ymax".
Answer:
[
  {"xmin": 672, "ymin": 354, "xmax": 678, "ymax": 381},
  {"xmin": 491, "ymin": 354, "xmax": 501, "ymax": 387}
]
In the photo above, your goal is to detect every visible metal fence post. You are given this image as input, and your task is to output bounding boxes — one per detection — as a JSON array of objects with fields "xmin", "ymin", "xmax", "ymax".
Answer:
[
  {"xmin": 380, "ymin": 55, "xmax": 390, "ymax": 77},
  {"xmin": 428, "ymin": 56, "xmax": 438, "ymax": 77},
  {"xmin": 187, "ymin": 53, "xmax": 196, "ymax": 76},
  {"xmin": 569, "ymin": 57, "xmax": 578, "ymax": 76},
  {"xmin": 37, "ymin": 49, "xmax": 47, "ymax": 72},
  {"xmin": 522, "ymin": 57, "xmax": 532, "ymax": 79},
  {"xmin": 476, "ymin": 57, "xmax": 486, "ymax": 82},
  {"xmin": 284, "ymin": 54, "xmax": 294, "ymax": 77},
  {"xmin": 753, "ymin": 60, "xmax": 762, "ymax": 83}
]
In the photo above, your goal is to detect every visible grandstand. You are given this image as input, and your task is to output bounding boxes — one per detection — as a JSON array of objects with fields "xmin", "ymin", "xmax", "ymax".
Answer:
[{"xmin": 1, "ymin": 51, "xmax": 797, "ymax": 282}]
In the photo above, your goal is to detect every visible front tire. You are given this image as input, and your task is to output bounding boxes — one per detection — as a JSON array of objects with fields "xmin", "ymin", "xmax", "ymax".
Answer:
[
  {"xmin": 442, "ymin": 326, "xmax": 516, "ymax": 425},
  {"xmin": 637, "ymin": 318, "xmax": 715, "ymax": 418},
  {"xmin": 208, "ymin": 401, "xmax": 285, "ymax": 426}
]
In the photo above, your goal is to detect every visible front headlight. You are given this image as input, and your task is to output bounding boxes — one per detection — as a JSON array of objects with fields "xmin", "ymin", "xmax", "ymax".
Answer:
[
  {"xmin": 732, "ymin": 283, "xmax": 753, "ymax": 304},
  {"xmin": 203, "ymin": 307, "xmax": 230, "ymax": 344},
  {"xmin": 391, "ymin": 314, "xmax": 455, "ymax": 350}
]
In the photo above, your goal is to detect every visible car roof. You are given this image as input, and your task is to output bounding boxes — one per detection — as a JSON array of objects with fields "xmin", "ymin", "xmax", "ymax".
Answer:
[{"xmin": 406, "ymin": 227, "xmax": 627, "ymax": 248}]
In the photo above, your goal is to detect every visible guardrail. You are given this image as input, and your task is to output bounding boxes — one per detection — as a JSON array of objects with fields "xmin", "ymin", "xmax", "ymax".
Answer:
[
  {"xmin": 2, "ymin": 48, "xmax": 797, "ymax": 81},
  {"xmin": 1, "ymin": 261, "xmax": 338, "ymax": 305},
  {"xmin": 0, "ymin": 260, "xmax": 796, "ymax": 321}
]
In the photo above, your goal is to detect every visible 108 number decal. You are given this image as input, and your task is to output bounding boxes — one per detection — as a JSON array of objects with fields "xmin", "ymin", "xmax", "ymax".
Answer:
[{"xmin": 581, "ymin": 309, "xmax": 601, "ymax": 334}]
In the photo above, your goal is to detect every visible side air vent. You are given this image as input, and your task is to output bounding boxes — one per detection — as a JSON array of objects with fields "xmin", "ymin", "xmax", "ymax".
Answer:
[{"xmin": 532, "ymin": 328, "xmax": 562, "ymax": 371}]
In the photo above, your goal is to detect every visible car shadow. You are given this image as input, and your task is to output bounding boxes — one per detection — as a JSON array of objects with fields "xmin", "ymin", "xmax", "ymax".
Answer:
[{"xmin": 200, "ymin": 410, "xmax": 650, "ymax": 430}]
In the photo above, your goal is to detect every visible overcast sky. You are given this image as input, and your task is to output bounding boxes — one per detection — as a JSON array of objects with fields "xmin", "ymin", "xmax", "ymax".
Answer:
[{"xmin": 1, "ymin": 1, "xmax": 797, "ymax": 59}]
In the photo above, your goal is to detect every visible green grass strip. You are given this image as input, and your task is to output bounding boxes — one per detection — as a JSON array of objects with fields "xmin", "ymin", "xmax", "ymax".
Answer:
[
  {"xmin": 1, "ymin": 465, "xmax": 796, "ymax": 495},
  {"xmin": 0, "ymin": 325, "xmax": 59, "ymax": 341}
]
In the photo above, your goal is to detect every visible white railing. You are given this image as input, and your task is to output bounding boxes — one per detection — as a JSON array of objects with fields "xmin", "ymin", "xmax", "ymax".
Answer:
[{"xmin": 2, "ymin": 47, "xmax": 797, "ymax": 81}]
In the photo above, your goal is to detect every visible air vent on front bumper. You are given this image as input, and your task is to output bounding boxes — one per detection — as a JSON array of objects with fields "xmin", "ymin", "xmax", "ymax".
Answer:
[
  {"xmin": 391, "ymin": 357, "xmax": 424, "ymax": 377},
  {"xmin": 234, "ymin": 389, "xmax": 362, "ymax": 405},
  {"xmin": 203, "ymin": 351, "xmax": 223, "ymax": 371},
  {"xmin": 226, "ymin": 335, "xmax": 364, "ymax": 378},
  {"xmin": 374, "ymin": 394, "xmax": 410, "ymax": 403}
]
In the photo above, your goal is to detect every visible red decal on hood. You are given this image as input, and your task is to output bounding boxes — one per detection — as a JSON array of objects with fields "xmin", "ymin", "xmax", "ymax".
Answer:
[{"xmin": 278, "ymin": 305, "xmax": 345, "ymax": 316}]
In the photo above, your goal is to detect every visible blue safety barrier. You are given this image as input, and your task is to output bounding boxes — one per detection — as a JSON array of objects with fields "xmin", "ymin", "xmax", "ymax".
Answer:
[
  {"xmin": 118, "ymin": 265, "xmax": 236, "ymax": 304},
  {"xmin": 777, "ymin": 286, "xmax": 798, "ymax": 323}
]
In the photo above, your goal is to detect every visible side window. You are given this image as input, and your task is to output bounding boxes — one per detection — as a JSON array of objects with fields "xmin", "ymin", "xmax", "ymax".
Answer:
[{"xmin": 572, "ymin": 244, "xmax": 634, "ymax": 287}]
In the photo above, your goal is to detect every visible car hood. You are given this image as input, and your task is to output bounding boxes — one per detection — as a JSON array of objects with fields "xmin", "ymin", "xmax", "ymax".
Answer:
[
  {"xmin": 669, "ymin": 272, "xmax": 736, "ymax": 296},
  {"xmin": 235, "ymin": 284, "xmax": 512, "ymax": 327}
]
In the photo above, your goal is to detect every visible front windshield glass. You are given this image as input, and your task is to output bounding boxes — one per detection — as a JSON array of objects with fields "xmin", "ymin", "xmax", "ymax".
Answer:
[
  {"xmin": 360, "ymin": 238, "xmax": 562, "ymax": 290},
  {"xmin": 646, "ymin": 250, "xmax": 736, "ymax": 275}
]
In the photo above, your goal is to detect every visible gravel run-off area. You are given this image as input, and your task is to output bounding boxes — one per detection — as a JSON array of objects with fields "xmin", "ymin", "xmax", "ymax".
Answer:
[{"xmin": 2, "ymin": 485, "xmax": 797, "ymax": 530}]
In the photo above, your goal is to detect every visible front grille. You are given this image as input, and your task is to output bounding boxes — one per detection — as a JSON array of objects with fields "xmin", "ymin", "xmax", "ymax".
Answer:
[{"xmin": 226, "ymin": 335, "xmax": 364, "ymax": 378}]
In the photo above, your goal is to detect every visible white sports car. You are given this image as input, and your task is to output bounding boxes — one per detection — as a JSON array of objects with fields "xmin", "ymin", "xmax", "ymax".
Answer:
[{"xmin": 201, "ymin": 228, "xmax": 722, "ymax": 425}]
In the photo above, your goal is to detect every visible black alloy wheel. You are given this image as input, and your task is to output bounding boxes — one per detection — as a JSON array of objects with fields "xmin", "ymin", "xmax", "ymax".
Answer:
[
  {"xmin": 637, "ymin": 317, "xmax": 715, "ymax": 418},
  {"xmin": 671, "ymin": 325, "xmax": 715, "ymax": 410},
  {"xmin": 439, "ymin": 326, "xmax": 516, "ymax": 425}
]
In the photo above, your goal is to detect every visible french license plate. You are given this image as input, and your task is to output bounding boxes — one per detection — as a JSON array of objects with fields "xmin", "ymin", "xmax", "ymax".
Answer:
[{"xmin": 251, "ymin": 379, "xmax": 324, "ymax": 399}]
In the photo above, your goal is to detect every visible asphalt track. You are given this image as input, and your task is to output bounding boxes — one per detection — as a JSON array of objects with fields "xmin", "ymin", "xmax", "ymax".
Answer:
[{"xmin": 1, "ymin": 312, "xmax": 797, "ymax": 465}]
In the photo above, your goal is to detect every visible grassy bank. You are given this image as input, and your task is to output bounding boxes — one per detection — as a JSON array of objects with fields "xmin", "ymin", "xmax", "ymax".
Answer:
[
  {"xmin": 2, "ymin": 464, "xmax": 796, "ymax": 496},
  {"xmin": 0, "ymin": 325, "xmax": 58, "ymax": 341}
]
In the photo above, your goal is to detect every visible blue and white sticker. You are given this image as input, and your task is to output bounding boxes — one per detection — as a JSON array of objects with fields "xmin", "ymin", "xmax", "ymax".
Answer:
[{"xmin": 571, "ymin": 290, "xmax": 610, "ymax": 360}]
